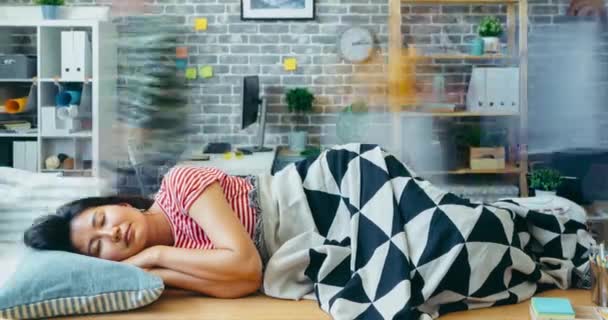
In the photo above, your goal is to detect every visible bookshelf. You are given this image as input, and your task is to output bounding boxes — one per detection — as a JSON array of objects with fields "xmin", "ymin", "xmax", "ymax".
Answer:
[
  {"xmin": 388, "ymin": 0, "xmax": 529, "ymax": 196},
  {"xmin": 0, "ymin": 19, "xmax": 116, "ymax": 178}
]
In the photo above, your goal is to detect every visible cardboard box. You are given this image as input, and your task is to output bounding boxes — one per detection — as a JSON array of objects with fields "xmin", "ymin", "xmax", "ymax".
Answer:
[{"xmin": 470, "ymin": 147, "xmax": 506, "ymax": 170}]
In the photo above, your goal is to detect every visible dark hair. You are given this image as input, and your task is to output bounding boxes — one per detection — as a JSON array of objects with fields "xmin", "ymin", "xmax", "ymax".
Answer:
[{"xmin": 23, "ymin": 196, "xmax": 154, "ymax": 252}]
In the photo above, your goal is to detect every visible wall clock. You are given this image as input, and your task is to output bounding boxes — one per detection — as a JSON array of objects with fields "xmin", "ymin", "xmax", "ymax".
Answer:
[{"xmin": 338, "ymin": 27, "xmax": 375, "ymax": 63}]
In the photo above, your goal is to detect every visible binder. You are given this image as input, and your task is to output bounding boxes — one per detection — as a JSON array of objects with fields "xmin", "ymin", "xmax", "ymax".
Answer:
[
  {"xmin": 25, "ymin": 141, "xmax": 38, "ymax": 172},
  {"xmin": 72, "ymin": 31, "xmax": 92, "ymax": 81},
  {"xmin": 61, "ymin": 31, "xmax": 92, "ymax": 81},
  {"xmin": 61, "ymin": 31, "xmax": 74, "ymax": 80},
  {"xmin": 12, "ymin": 141, "xmax": 25, "ymax": 170},
  {"xmin": 466, "ymin": 68, "xmax": 487, "ymax": 111}
]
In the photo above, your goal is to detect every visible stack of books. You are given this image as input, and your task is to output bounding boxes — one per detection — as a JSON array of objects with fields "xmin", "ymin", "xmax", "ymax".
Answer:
[
  {"xmin": 530, "ymin": 297, "xmax": 575, "ymax": 320},
  {"xmin": 0, "ymin": 120, "xmax": 31, "ymax": 131}
]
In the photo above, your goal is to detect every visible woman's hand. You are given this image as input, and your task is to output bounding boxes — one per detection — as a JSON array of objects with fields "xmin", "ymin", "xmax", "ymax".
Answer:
[{"xmin": 122, "ymin": 246, "xmax": 164, "ymax": 269}]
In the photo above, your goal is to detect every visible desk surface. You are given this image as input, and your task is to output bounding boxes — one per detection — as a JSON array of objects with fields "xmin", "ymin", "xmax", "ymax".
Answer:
[
  {"xmin": 180, "ymin": 149, "xmax": 275, "ymax": 176},
  {"xmin": 61, "ymin": 289, "xmax": 592, "ymax": 320}
]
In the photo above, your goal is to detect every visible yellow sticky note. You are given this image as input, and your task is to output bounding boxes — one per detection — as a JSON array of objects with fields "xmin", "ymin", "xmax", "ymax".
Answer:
[
  {"xmin": 200, "ymin": 66, "xmax": 214, "ymax": 79},
  {"xmin": 185, "ymin": 67, "xmax": 197, "ymax": 80},
  {"xmin": 195, "ymin": 18, "xmax": 208, "ymax": 31},
  {"xmin": 284, "ymin": 58, "xmax": 297, "ymax": 71}
]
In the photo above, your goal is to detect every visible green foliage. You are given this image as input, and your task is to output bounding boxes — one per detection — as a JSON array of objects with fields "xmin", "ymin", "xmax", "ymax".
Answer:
[
  {"xmin": 455, "ymin": 125, "xmax": 507, "ymax": 147},
  {"xmin": 478, "ymin": 16, "xmax": 503, "ymax": 37},
  {"xmin": 286, "ymin": 88, "xmax": 314, "ymax": 113},
  {"xmin": 530, "ymin": 168, "xmax": 562, "ymax": 191},
  {"xmin": 36, "ymin": 0, "xmax": 65, "ymax": 5}
]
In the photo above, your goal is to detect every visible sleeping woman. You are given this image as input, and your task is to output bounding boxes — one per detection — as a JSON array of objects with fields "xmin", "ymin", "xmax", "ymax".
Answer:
[
  {"xmin": 24, "ymin": 143, "xmax": 594, "ymax": 319},
  {"xmin": 24, "ymin": 166, "xmax": 264, "ymax": 299}
]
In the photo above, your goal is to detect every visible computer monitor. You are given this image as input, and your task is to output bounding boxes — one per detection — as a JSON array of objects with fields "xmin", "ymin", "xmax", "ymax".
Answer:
[{"xmin": 239, "ymin": 76, "xmax": 271, "ymax": 153}]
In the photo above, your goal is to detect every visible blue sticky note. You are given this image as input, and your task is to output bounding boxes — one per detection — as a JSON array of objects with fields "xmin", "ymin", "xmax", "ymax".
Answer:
[
  {"xmin": 176, "ymin": 59, "xmax": 188, "ymax": 70},
  {"xmin": 531, "ymin": 297, "xmax": 574, "ymax": 316}
]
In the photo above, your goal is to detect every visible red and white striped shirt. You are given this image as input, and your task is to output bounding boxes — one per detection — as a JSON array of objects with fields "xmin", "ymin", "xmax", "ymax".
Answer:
[{"xmin": 154, "ymin": 166, "xmax": 257, "ymax": 249}]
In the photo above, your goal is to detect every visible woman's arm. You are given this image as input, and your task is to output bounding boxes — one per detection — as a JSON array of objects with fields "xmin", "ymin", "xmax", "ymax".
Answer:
[
  {"xmin": 147, "ymin": 267, "xmax": 260, "ymax": 298},
  {"xmin": 151, "ymin": 182, "xmax": 262, "ymax": 295}
]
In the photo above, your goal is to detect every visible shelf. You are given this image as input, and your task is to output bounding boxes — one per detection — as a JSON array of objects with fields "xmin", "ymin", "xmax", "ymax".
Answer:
[
  {"xmin": 0, "ymin": 79, "xmax": 37, "ymax": 83},
  {"xmin": 411, "ymin": 54, "xmax": 513, "ymax": 61},
  {"xmin": 401, "ymin": 111, "xmax": 520, "ymax": 117},
  {"xmin": 41, "ymin": 132, "xmax": 93, "ymax": 138},
  {"xmin": 421, "ymin": 164, "xmax": 524, "ymax": 175},
  {"xmin": 41, "ymin": 169, "xmax": 92, "ymax": 173},
  {"xmin": 402, "ymin": 0, "xmax": 518, "ymax": 3},
  {"xmin": 0, "ymin": 131, "xmax": 37, "ymax": 138},
  {"xmin": 40, "ymin": 78, "xmax": 93, "ymax": 84}
]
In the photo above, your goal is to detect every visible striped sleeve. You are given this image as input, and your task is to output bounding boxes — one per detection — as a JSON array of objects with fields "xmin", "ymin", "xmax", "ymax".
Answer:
[{"xmin": 164, "ymin": 166, "xmax": 227, "ymax": 214}]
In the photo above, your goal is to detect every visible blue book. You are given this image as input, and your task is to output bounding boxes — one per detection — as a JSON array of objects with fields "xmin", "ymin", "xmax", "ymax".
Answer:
[{"xmin": 531, "ymin": 297, "xmax": 575, "ymax": 320}]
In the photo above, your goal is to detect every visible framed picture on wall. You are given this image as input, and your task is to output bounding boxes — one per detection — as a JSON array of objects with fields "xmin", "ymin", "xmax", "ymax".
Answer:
[{"xmin": 241, "ymin": 0, "xmax": 315, "ymax": 20}]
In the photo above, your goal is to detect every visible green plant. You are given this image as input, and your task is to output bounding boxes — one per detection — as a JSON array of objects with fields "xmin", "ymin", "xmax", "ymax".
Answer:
[
  {"xmin": 455, "ymin": 125, "xmax": 507, "ymax": 148},
  {"xmin": 36, "ymin": 0, "xmax": 65, "ymax": 5},
  {"xmin": 478, "ymin": 16, "xmax": 503, "ymax": 37},
  {"xmin": 286, "ymin": 88, "xmax": 314, "ymax": 113},
  {"xmin": 530, "ymin": 168, "xmax": 562, "ymax": 191}
]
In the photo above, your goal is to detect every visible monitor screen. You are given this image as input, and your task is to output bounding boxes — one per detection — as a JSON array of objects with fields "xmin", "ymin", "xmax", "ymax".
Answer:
[{"xmin": 242, "ymin": 76, "xmax": 260, "ymax": 130}]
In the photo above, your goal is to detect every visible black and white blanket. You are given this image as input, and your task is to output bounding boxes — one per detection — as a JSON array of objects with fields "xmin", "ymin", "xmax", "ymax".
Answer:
[{"xmin": 257, "ymin": 144, "xmax": 593, "ymax": 320}]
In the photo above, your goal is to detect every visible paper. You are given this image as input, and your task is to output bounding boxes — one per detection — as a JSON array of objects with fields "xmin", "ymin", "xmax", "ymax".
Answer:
[
  {"xmin": 284, "ymin": 58, "xmax": 297, "ymax": 71},
  {"xmin": 176, "ymin": 47, "xmax": 188, "ymax": 59},
  {"xmin": 185, "ymin": 67, "xmax": 197, "ymax": 80},
  {"xmin": 176, "ymin": 59, "xmax": 188, "ymax": 70},
  {"xmin": 195, "ymin": 18, "xmax": 208, "ymax": 31},
  {"xmin": 200, "ymin": 66, "xmax": 213, "ymax": 79}
]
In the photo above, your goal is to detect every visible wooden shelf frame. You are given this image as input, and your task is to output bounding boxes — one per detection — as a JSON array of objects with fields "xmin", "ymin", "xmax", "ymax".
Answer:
[
  {"xmin": 421, "ymin": 164, "xmax": 523, "ymax": 176},
  {"xmin": 388, "ymin": 0, "xmax": 529, "ymax": 196},
  {"xmin": 402, "ymin": 0, "xmax": 517, "ymax": 3},
  {"xmin": 401, "ymin": 111, "xmax": 520, "ymax": 117}
]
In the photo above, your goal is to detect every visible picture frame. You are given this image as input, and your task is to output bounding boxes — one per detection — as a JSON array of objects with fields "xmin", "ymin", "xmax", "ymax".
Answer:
[{"xmin": 241, "ymin": 0, "xmax": 315, "ymax": 21}]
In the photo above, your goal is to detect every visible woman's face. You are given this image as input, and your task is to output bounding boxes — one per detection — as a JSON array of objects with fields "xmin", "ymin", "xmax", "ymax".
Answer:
[{"xmin": 70, "ymin": 204, "xmax": 148, "ymax": 261}]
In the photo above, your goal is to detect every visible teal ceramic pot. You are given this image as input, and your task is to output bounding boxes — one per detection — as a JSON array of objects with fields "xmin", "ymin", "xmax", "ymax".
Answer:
[
  {"xmin": 470, "ymin": 38, "xmax": 484, "ymax": 56},
  {"xmin": 41, "ymin": 5, "xmax": 59, "ymax": 20}
]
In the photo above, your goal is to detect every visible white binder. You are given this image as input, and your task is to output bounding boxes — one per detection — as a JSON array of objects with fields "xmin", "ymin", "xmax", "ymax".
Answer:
[
  {"xmin": 61, "ymin": 31, "xmax": 92, "ymax": 81},
  {"xmin": 25, "ymin": 141, "xmax": 38, "ymax": 172},
  {"xmin": 466, "ymin": 67, "xmax": 519, "ymax": 113},
  {"xmin": 12, "ymin": 141, "xmax": 25, "ymax": 171},
  {"xmin": 73, "ymin": 31, "xmax": 92, "ymax": 81},
  {"xmin": 61, "ymin": 31, "xmax": 74, "ymax": 80}
]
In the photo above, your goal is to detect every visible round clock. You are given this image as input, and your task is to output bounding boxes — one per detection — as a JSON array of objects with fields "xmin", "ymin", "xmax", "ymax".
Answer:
[{"xmin": 339, "ymin": 27, "xmax": 375, "ymax": 63}]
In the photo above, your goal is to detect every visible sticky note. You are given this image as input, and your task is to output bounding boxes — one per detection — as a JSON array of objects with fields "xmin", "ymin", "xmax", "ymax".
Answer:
[
  {"xmin": 200, "ymin": 66, "xmax": 213, "ymax": 79},
  {"xmin": 195, "ymin": 18, "xmax": 208, "ymax": 31},
  {"xmin": 284, "ymin": 58, "xmax": 297, "ymax": 71},
  {"xmin": 185, "ymin": 67, "xmax": 197, "ymax": 80},
  {"xmin": 176, "ymin": 47, "xmax": 188, "ymax": 59},
  {"xmin": 176, "ymin": 59, "xmax": 188, "ymax": 70}
]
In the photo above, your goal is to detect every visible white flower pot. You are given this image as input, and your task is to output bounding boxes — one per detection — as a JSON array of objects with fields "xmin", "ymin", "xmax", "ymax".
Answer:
[
  {"xmin": 288, "ymin": 131, "xmax": 307, "ymax": 152},
  {"xmin": 482, "ymin": 37, "xmax": 500, "ymax": 54},
  {"xmin": 535, "ymin": 189, "xmax": 556, "ymax": 198}
]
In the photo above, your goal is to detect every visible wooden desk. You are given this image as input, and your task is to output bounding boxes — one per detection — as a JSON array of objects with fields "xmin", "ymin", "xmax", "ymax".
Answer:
[
  {"xmin": 440, "ymin": 289, "xmax": 591, "ymax": 319},
  {"xmin": 62, "ymin": 289, "xmax": 591, "ymax": 320},
  {"xmin": 180, "ymin": 149, "xmax": 275, "ymax": 176}
]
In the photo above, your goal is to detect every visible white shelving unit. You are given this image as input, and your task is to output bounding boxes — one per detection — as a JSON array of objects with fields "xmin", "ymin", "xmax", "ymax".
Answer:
[{"xmin": 0, "ymin": 19, "xmax": 117, "ymax": 178}]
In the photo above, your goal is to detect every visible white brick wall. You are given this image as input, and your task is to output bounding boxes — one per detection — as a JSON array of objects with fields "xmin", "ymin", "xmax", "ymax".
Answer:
[{"xmin": 1, "ymin": 0, "xmax": 606, "ymax": 149}]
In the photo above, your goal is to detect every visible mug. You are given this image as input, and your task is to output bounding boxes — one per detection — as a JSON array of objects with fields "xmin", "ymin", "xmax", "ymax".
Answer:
[{"xmin": 55, "ymin": 90, "xmax": 81, "ymax": 107}]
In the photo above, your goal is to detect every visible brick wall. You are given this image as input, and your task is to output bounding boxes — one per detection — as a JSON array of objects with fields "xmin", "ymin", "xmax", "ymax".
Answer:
[{"xmin": 2, "ymin": 0, "xmax": 606, "ymax": 150}]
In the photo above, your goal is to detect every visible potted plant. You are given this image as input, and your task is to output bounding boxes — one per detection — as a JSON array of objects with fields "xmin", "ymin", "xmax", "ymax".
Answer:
[
  {"xmin": 478, "ymin": 16, "xmax": 503, "ymax": 54},
  {"xmin": 285, "ymin": 87, "xmax": 314, "ymax": 152},
  {"xmin": 530, "ymin": 168, "xmax": 562, "ymax": 197},
  {"xmin": 36, "ymin": 0, "xmax": 65, "ymax": 20}
]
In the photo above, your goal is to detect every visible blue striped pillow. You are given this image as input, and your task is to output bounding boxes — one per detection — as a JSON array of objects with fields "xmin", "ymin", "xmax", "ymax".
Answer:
[{"xmin": 0, "ymin": 249, "xmax": 164, "ymax": 319}]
